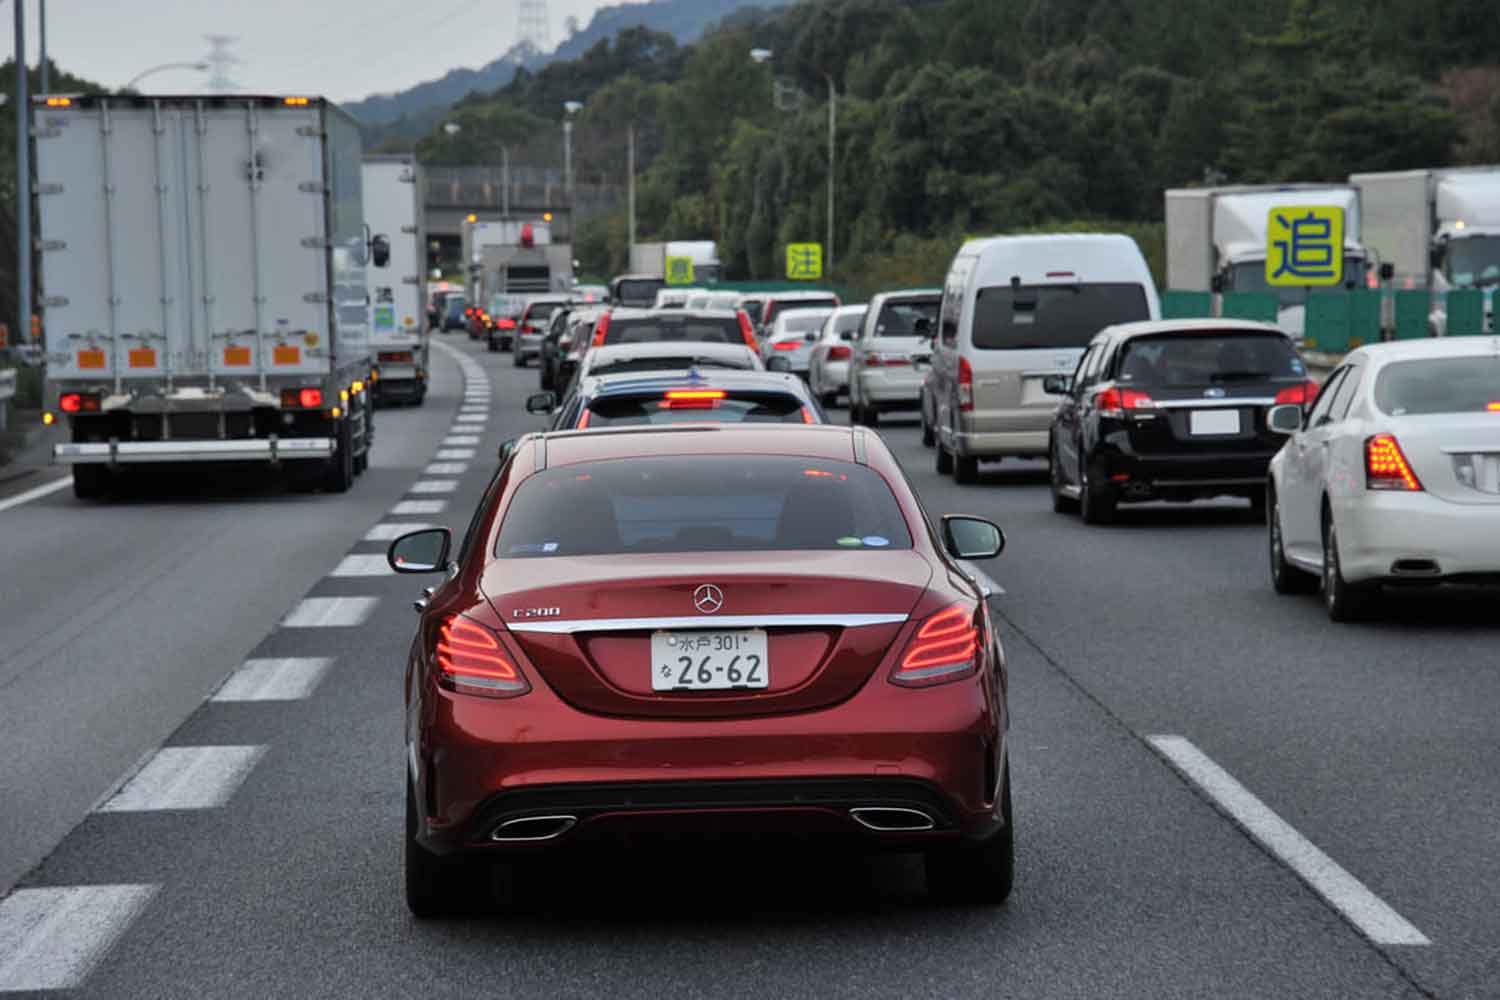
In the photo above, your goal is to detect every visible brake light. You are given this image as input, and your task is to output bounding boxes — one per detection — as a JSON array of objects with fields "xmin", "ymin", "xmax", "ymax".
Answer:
[
  {"xmin": 1366, "ymin": 434, "xmax": 1423, "ymax": 491},
  {"xmin": 773, "ymin": 340, "xmax": 800, "ymax": 351},
  {"xmin": 433, "ymin": 615, "xmax": 529, "ymax": 698},
  {"xmin": 958, "ymin": 357, "xmax": 974, "ymax": 411},
  {"xmin": 828, "ymin": 345, "xmax": 851, "ymax": 361},
  {"xmin": 300, "ymin": 387, "xmax": 323, "ymax": 408},
  {"xmin": 865, "ymin": 352, "xmax": 910, "ymax": 367},
  {"xmin": 59, "ymin": 393, "xmax": 82, "ymax": 413},
  {"xmin": 661, "ymin": 389, "xmax": 725, "ymax": 410},
  {"xmin": 1094, "ymin": 387, "xmax": 1154, "ymax": 418},
  {"xmin": 801, "ymin": 406, "xmax": 815, "ymax": 424},
  {"xmin": 1487, "ymin": 402, "xmax": 1500, "ymax": 412},
  {"xmin": 592, "ymin": 312, "xmax": 612, "ymax": 347},
  {"xmin": 576, "ymin": 409, "xmax": 591, "ymax": 429},
  {"xmin": 665, "ymin": 390, "xmax": 727, "ymax": 400},
  {"xmin": 497, "ymin": 318, "xmax": 516, "ymax": 330},
  {"xmin": 737, "ymin": 310, "xmax": 757, "ymax": 349},
  {"xmin": 891, "ymin": 604, "xmax": 980, "ymax": 687},
  {"xmin": 378, "ymin": 351, "xmax": 413, "ymax": 363},
  {"xmin": 1274, "ymin": 380, "xmax": 1322, "ymax": 406}
]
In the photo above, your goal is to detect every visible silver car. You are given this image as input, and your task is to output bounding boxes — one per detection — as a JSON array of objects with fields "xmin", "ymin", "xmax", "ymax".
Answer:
[
  {"xmin": 760, "ymin": 307, "xmax": 834, "ymax": 375},
  {"xmin": 848, "ymin": 289, "xmax": 942, "ymax": 427},
  {"xmin": 808, "ymin": 304, "xmax": 869, "ymax": 406}
]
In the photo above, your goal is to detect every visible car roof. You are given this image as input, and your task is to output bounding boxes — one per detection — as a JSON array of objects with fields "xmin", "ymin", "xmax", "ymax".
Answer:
[
  {"xmin": 539, "ymin": 423, "xmax": 867, "ymax": 466},
  {"xmin": 1347, "ymin": 335, "xmax": 1500, "ymax": 364},
  {"xmin": 1097, "ymin": 318, "xmax": 1289, "ymax": 341},
  {"xmin": 775, "ymin": 306, "xmax": 835, "ymax": 320},
  {"xmin": 870, "ymin": 288, "xmax": 942, "ymax": 302},
  {"xmin": 581, "ymin": 369, "xmax": 812, "ymax": 399},
  {"xmin": 768, "ymin": 291, "xmax": 839, "ymax": 301},
  {"xmin": 585, "ymin": 341, "xmax": 757, "ymax": 364},
  {"xmin": 605, "ymin": 307, "xmax": 741, "ymax": 320}
]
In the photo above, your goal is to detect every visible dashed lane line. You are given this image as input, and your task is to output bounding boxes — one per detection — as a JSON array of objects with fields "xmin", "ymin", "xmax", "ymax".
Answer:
[
  {"xmin": 364, "ymin": 522, "xmax": 435, "ymax": 541},
  {"xmin": 212, "ymin": 657, "xmax": 334, "ymax": 702},
  {"xmin": 281, "ymin": 596, "xmax": 380, "ymax": 628},
  {"xmin": 424, "ymin": 462, "xmax": 468, "ymax": 476},
  {"xmin": 443, "ymin": 435, "xmax": 480, "ymax": 446},
  {"xmin": 0, "ymin": 885, "xmax": 158, "ymax": 992},
  {"xmin": 435, "ymin": 449, "xmax": 476, "ymax": 461},
  {"xmin": 409, "ymin": 480, "xmax": 458, "ymax": 495},
  {"xmin": 0, "ymin": 476, "xmax": 73, "ymax": 514},
  {"xmin": 330, "ymin": 554, "xmax": 394, "ymax": 578},
  {"xmin": 390, "ymin": 499, "xmax": 447, "ymax": 516},
  {"xmin": 97, "ymin": 746, "xmax": 267, "ymax": 812}
]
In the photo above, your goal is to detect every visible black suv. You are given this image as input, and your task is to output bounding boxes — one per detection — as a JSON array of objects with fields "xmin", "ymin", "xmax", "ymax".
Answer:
[{"xmin": 1047, "ymin": 320, "xmax": 1318, "ymax": 524}]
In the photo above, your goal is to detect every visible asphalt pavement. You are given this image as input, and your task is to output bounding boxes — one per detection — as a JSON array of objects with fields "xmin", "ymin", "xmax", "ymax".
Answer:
[{"xmin": 0, "ymin": 335, "xmax": 1493, "ymax": 998}]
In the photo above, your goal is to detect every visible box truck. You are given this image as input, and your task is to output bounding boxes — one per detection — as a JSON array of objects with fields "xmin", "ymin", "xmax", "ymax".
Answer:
[
  {"xmin": 463, "ymin": 219, "xmax": 574, "ymax": 304},
  {"xmin": 628, "ymin": 240, "xmax": 722, "ymax": 284},
  {"xmin": 1351, "ymin": 167, "xmax": 1500, "ymax": 335},
  {"xmin": 36, "ymin": 95, "xmax": 382, "ymax": 498},
  {"xmin": 1166, "ymin": 184, "xmax": 1375, "ymax": 341},
  {"xmin": 363, "ymin": 155, "xmax": 428, "ymax": 405}
]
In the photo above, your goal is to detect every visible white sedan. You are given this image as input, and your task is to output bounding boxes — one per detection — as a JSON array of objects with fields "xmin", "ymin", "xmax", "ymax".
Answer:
[
  {"xmin": 808, "ymin": 304, "xmax": 869, "ymax": 406},
  {"xmin": 1266, "ymin": 337, "xmax": 1500, "ymax": 620},
  {"xmin": 759, "ymin": 307, "xmax": 834, "ymax": 375}
]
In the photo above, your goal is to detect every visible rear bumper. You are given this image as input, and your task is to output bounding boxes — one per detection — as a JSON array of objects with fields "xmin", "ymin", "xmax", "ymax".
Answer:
[
  {"xmin": 857, "ymin": 368, "xmax": 923, "ymax": 405},
  {"xmin": 1333, "ymin": 492, "xmax": 1500, "ymax": 583},
  {"xmin": 517, "ymin": 336, "xmax": 543, "ymax": 358},
  {"xmin": 54, "ymin": 438, "xmax": 334, "ymax": 465},
  {"xmin": 1096, "ymin": 447, "xmax": 1275, "ymax": 499},
  {"xmin": 953, "ymin": 428, "xmax": 1049, "ymax": 458}
]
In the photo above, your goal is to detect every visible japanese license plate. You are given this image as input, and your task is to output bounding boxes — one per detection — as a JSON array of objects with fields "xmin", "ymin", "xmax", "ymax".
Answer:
[
  {"xmin": 651, "ymin": 629, "xmax": 769, "ymax": 691},
  {"xmin": 1190, "ymin": 409, "xmax": 1240, "ymax": 435}
]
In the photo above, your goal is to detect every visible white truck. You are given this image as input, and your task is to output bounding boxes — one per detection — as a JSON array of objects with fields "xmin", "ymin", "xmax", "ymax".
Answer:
[
  {"xmin": 1166, "ymin": 184, "xmax": 1375, "ymax": 341},
  {"xmin": 629, "ymin": 240, "xmax": 722, "ymax": 284},
  {"xmin": 363, "ymin": 155, "xmax": 429, "ymax": 405},
  {"xmin": 1351, "ymin": 167, "xmax": 1500, "ymax": 336},
  {"xmin": 464, "ymin": 219, "xmax": 574, "ymax": 304},
  {"xmin": 35, "ymin": 94, "xmax": 382, "ymax": 498}
]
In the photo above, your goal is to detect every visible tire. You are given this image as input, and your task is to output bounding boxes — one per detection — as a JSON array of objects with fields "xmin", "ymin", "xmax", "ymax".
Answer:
[
  {"xmin": 848, "ymin": 397, "xmax": 864, "ymax": 426},
  {"xmin": 1248, "ymin": 490, "xmax": 1267, "ymax": 523},
  {"xmin": 935, "ymin": 439, "xmax": 954, "ymax": 475},
  {"xmin": 1322, "ymin": 509, "xmax": 1377, "ymax": 622},
  {"xmin": 1049, "ymin": 438, "xmax": 1076, "ymax": 514},
  {"xmin": 486, "ymin": 338, "xmax": 499, "ymax": 353},
  {"xmin": 540, "ymin": 367, "xmax": 554, "ymax": 392},
  {"xmin": 1079, "ymin": 460, "xmax": 1116, "ymax": 525},
  {"xmin": 405, "ymin": 779, "xmax": 481, "ymax": 919},
  {"xmin": 954, "ymin": 454, "xmax": 979, "ymax": 484},
  {"xmin": 920, "ymin": 407, "xmax": 936, "ymax": 447},
  {"xmin": 1269, "ymin": 487, "xmax": 1317, "ymax": 595},
  {"xmin": 322, "ymin": 418, "xmax": 354, "ymax": 494},
  {"xmin": 72, "ymin": 464, "xmax": 109, "ymax": 500},
  {"xmin": 926, "ymin": 763, "xmax": 1014, "ymax": 905},
  {"xmin": 818, "ymin": 390, "xmax": 837, "ymax": 409},
  {"xmin": 864, "ymin": 405, "xmax": 880, "ymax": 428}
]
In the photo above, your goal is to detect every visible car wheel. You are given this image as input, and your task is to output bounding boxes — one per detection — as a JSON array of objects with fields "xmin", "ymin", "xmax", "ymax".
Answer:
[
  {"xmin": 921, "ymin": 407, "xmax": 935, "ymax": 447},
  {"xmin": 1269, "ymin": 487, "xmax": 1317, "ymax": 595},
  {"xmin": 540, "ymin": 368, "xmax": 554, "ymax": 392},
  {"xmin": 513, "ymin": 348, "xmax": 525, "ymax": 368},
  {"xmin": 818, "ymin": 390, "xmax": 837, "ymax": 409},
  {"xmin": 486, "ymin": 338, "xmax": 498, "ymax": 353},
  {"xmin": 954, "ymin": 453, "xmax": 979, "ymax": 484},
  {"xmin": 321, "ymin": 419, "xmax": 354, "ymax": 494},
  {"xmin": 935, "ymin": 438, "xmax": 954, "ymax": 475},
  {"xmin": 1322, "ymin": 509, "xmax": 1377, "ymax": 622},
  {"xmin": 1079, "ymin": 460, "xmax": 1116, "ymax": 525},
  {"xmin": 926, "ymin": 762, "xmax": 1014, "ymax": 905},
  {"xmin": 72, "ymin": 464, "xmax": 110, "ymax": 501},
  {"xmin": 1049, "ymin": 438, "xmax": 1076, "ymax": 513},
  {"xmin": 405, "ymin": 778, "xmax": 481, "ymax": 919},
  {"xmin": 1249, "ymin": 490, "xmax": 1267, "ymax": 523},
  {"xmin": 864, "ymin": 405, "xmax": 880, "ymax": 428}
]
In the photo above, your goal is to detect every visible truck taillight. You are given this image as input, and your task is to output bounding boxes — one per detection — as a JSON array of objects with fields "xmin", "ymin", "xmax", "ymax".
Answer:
[
  {"xmin": 58, "ymin": 392, "xmax": 100, "ymax": 413},
  {"xmin": 890, "ymin": 604, "xmax": 980, "ymax": 688},
  {"xmin": 280, "ymin": 387, "xmax": 323, "ymax": 409},
  {"xmin": 958, "ymin": 357, "xmax": 974, "ymax": 412},
  {"xmin": 432, "ymin": 615, "xmax": 529, "ymax": 698},
  {"xmin": 1366, "ymin": 434, "xmax": 1423, "ymax": 491},
  {"xmin": 1094, "ymin": 387, "xmax": 1153, "ymax": 418}
]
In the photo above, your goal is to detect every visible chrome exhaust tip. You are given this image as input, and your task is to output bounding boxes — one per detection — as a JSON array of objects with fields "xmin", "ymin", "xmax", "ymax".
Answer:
[
  {"xmin": 848, "ymin": 807, "xmax": 936, "ymax": 832},
  {"xmin": 490, "ymin": 814, "xmax": 578, "ymax": 842}
]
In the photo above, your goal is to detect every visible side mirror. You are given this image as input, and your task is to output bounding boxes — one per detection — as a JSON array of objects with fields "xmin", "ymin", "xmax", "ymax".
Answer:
[
  {"xmin": 526, "ymin": 391, "xmax": 557, "ymax": 414},
  {"xmin": 1266, "ymin": 403, "xmax": 1303, "ymax": 435},
  {"xmin": 941, "ymin": 515, "xmax": 1005, "ymax": 560},
  {"xmin": 1210, "ymin": 273, "xmax": 1226, "ymax": 294},
  {"xmin": 370, "ymin": 234, "xmax": 391, "ymax": 268},
  {"xmin": 387, "ymin": 527, "xmax": 452, "ymax": 574},
  {"xmin": 1042, "ymin": 374, "xmax": 1072, "ymax": 395},
  {"xmin": 1379, "ymin": 261, "xmax": 1395, "ymax": 281}
]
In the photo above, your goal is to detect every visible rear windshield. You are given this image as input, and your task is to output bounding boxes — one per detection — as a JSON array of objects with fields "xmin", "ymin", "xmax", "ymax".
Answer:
[
  {"xmin": 972, "ymin": 283, "xmax": 1149, "ymax": 350},
  {"xmin": 603, "ymin": 316, "xmax": 744, "ymax": 346},
  {"xmin": 740, "ymin": 301, "xmax": 765, "ymax": 324},
  {"xmin": 1374, "ymin": 357, "xmax": 1500, "ymax": 416},
  {"xmin": 831, "ymin": 311, "xmax": 867, "ymax": 337},
  {"xmin": 584, "ymin": 392, "xmax": 808, "ymax": 427},
  {"xmin": 524, "ymin": 302, "xmax": 562, "ymax": 324},
  {"xmin": 769, "ymin": 298, "xmax": 838, "ymax": 321},
  {"xmin": 1114, "ymin": 333, "xmax": 1305, "ymax": 388},
  {"xmin": 779, "ymin": 312, "xmax": 831, "ymax": 335},
  {"xmin": 616, "ymin": 279, "xmax": 666, "ymax": 307},
  {"xmin": 589, "ymin": 353, "xmax": 756, "ymax": 377},
  {"xmin": 495, "ymin": 456, "xmax": 913, "ymax": 557},
  {"xmin": 444, "ymin": 298, "xmax": 467, "ymax": 315},
  {"xmin": 875, "ymin": 298, "xmax": 940, "ymax": 337}
]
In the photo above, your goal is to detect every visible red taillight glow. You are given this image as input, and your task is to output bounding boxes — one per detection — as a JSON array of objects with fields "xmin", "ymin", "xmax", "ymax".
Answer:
[
  {"xmin": 299, "ymin": 387, "xmax": 323, "ymax": 409},
  {"xmin": 59, "ymin": 393, "xmax": 82, "ymax": 413},
  {"xmin": 737, "ymin": 310, "xmax": 757, "ymax": 349},
  {"xmin": 1487, "ymin": 402, "xmax": 1500, "ymax": 412},
  {"xmin": 433, "ymin": 616, "xmax": 528, "ymax": 697},
  {"xmin": 576, "ymin": 409, "xmax": 591, "ymax": 429},
  {"xmin": 773, "ymin": 340, "xmax": 800, "ymax": 351},
  {"xmin": 665, "ymin": 390, "xmax": 726, "ymax": 401},
  {"xmin": 958, "ymin": 357, "xmax": 974, "ymax": 411},
  {"xmin": 1366, "ymin": 434, "xmax": 1423, "ymax": 492},
  {"xmin": 1274, "ymin": 380, "xmax": 1322, "ymax": 406},
  {"xmin": 1094, "ymin": 387, "xmax": 1154, "ymax": 418},
  {"xmin": 592, "ymin": 312, "xmax": 612, "ymax": 347},
  {"xmin": 828, "ymin": 345, "xmax": 852, "ymax": 361},
  {"xmin": 497, "ymin": 318, "xmax": 516, "ymax": 329},
  {"xmin": 378, "ymin": 350, "xmax": 413, "ymax": 363},
  {"xmin": 661, "ymin": 389, "xmax": 726, "ymax": 410},
  {"xmin": 891, "ymin": 604, "xmax": 980, "ymax": 687},
  {"xmin": 801, "ymin": 406, "xmax": 815, "ymax": 424},
  {"xmin": 864, "ymin": 353, "xmax": 910, "ymax": 367}
]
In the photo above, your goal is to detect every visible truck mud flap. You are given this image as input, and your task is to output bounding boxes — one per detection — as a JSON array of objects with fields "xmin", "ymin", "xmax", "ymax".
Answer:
[{"xmin": 54, "ymin": 438, "xmax": 336, "ymax": 465}]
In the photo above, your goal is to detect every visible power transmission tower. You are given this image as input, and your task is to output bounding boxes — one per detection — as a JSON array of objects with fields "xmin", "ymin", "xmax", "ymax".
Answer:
[
  {"xmin": 517, "ymin": 0, "xmax": 551, "ymax": 51},
  {"xmin": 203, "ymin": 34, "xmax": 242, "ymax": 92}
]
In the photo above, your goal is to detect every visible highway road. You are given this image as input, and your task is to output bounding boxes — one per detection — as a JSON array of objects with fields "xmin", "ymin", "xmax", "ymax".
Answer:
[{"xmin": 1, "ymin": 335, "xmax": 1495, "ymax": 998}]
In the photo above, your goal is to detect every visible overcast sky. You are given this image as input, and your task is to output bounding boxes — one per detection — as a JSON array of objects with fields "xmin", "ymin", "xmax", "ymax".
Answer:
[{"xmin": 6, "ymin": 0, "xmax": 634, "ymax": 102}]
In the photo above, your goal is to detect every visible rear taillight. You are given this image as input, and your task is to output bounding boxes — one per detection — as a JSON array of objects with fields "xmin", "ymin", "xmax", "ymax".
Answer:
[
  {"xmin": 432, "ymin": 615, "xmax": 529, "ymax": 698},
  {"xmin": 958, "ymin": 357, "xmax": 974, "ymax": 411},
  {"xmin": 890, "ymin": 603, "xmax": 980, "ymax": 688},
  {"xmin": 737, "ymin": 310, "xmax": 757, "ymax": 349},
  {"xmin": 378, "ymin": 350, "xmax": 413, "ymax": 363},
  {"xmin": 801, "ymin": 405, "xmax": 815, "ymax": 424},
  {"xmin": 773, "ymin": 341, "xmax": 800, "ymax": 351},
  {"xmin": 1366, "ymin": 434, "xmax": 1423, "ymax": 491},
  {"xmin": 1274, "ymin": 380, "xmax": 1322, "ymax": 406},
  {"xmin": 576, "ymin": 409, "xmax": 591, "ymax": 429},
  {"xmin": 661, "ymin": 389, "xmax": 725, "ymax": 410},
  {"xmin": 1094, "ymin": 387, "xmax": 1154, "ymax": 418},
  {"xmin": 864, "ymin": 352, "xmax": 911, "ymax": 367},
  {"xmin": 58, "ymin": 392, "xmax": 101, "ymax": 413},
  {"xmin": 280, "ymin": 387, "xmax": 323, "ymax": 409},
  {"xmin": 592, "ymin": 312, "xmax": 612, "ymax": 347},
  {"xmin": 829, "ymin": 345, "xmax": 852, "ymax": 361}
]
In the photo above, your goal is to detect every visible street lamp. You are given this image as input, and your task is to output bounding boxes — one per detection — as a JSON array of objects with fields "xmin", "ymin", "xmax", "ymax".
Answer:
[
  {"xmin": 562, "ymin": 100, "xmax": 583, "ymax": 208},
  {"xmin": 749, "ymin": 50, "xmax": 836, "ymax": 275},
  {"xmin": 123, "ymin": 61, "xmax": 210, "ymax": 91}
]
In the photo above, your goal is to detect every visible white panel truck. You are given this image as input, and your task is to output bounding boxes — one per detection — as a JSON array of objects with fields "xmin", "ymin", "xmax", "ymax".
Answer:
[
  {"xmin": 1351, "ymin": 167, "xmax": 1500, "ymax": 336},
  {"xmin": 628, "ymin": 240, "xmax": 722, "ymax": 284},
  {"xmin": 363, "ymin": 155, "xmax": 428, "ymax": 405},
  {"xmin": 34, "ymin": 95, "xmax": 382, "ymax": 498},
  {"xmin": 1165, "ymin": 184, "xmax": 1375, "ymax": 340}
]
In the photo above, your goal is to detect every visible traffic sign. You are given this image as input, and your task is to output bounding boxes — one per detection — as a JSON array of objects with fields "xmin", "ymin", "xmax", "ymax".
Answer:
[
  {"xmin": 1267, "ymin": 207, "xmax": 1344, "ymax": 287},
  {"xmin": 786, "ymin": 243, "xmax": 823, "ymax": 280},
  {"xmin": 665, "ymin": 256, "xmax": 695, "ymax": 285}
]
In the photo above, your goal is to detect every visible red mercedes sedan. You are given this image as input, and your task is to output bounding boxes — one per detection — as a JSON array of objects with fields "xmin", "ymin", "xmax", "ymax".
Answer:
[{"xmin": 388, "ymin": 424, "xmax": 1012, "ymax": 916}]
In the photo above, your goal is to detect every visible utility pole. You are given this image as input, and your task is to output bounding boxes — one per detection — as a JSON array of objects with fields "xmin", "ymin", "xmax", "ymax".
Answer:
[
  {"xmin": 627, "ymin": 124, "xmax": 636, "ymax": 254},
  {"xmin": 15, "ymin": 0, "xmax": 31, "ymax": 364},
  {"xmin": 501, "ymin": 145, "xmax": 511, "ymax": 219},
  {"xmin": 825, "ymin": 73, "xmax": 836, "ymax": 275}
]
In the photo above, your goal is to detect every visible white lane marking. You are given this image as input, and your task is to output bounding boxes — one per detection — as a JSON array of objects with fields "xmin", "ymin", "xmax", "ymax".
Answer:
[
  {"xmin": 435, "ymin": 449, "xmax": 476, "ymax": 461},
  {"xmin": 364, "ymin": 522, "xmax": 435, "ymax": 541},
  {"xmin": 97, "ymin": 746, "xmax": 267, "ymax": 812},
  {"xmin": 443, "ymin": 435, "xmax": 480, "ymax": 446},
  {"xmin": 409, "ymin": 479, "xmax": 457, "ymax": 495},
  {"xmin": 1148, "ymin": 735, "xmax": 1431, "ymax": 947},
  {"xmin": 0, "ymin": 885, "xmax": 158, "ymax": 992},
  {"xmin": 281, "ymin": 596, "xmax": 379, "ymax": 628},
  {"xmin": 454, "ymin": 413, "xmax": 487, "ymax": 423},
  {"xmin": 212, "ymin": 657, "xmax": 333, "ymax": 702},
  {"xmin": 463, "ymin": 396, "xmax": 490, "ymax": 402},
  {"xmin": 330, "ymin": 554, "xmax": 393, "ymax": 578},
  {"xmin": 0, "ymin": 476, "xmax": 72, "ymax": 514},
  {"xmin": 391, "ymin": 499, "xmax": 446, "ymax": 515},
  {"xmin": 425, "ymin": 462, "xmax": 468, "ymax": 476}
]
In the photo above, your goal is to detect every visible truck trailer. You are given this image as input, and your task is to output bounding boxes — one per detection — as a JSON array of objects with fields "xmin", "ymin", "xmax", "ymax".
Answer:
[
  {"xmin": 36, "ymin": 94, "xmax": 382, "ymax": 498},
  {"xmin": 363, "ymin": 155, "xmax": 428, "ymax": 405},
  {"xmin": 1351, "ymin": 167, "xmax": 1500, "ymax": 336},
  {"xmin": 463, "ymin": 219, "xmax": 574, "ymax": 307},
  {"xmin": 628, "ymin": 240, "xmax": 722, "ymax": 284},
  {"xmin": 1166, "ymin": 184, "xmax": 1374, "ymax": 341}
]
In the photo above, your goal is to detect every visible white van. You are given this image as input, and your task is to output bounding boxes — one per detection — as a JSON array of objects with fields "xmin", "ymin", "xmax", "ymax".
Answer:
[{"xmin": 928, "ymin": 234, "xmax": 1160, "ymax": 483}]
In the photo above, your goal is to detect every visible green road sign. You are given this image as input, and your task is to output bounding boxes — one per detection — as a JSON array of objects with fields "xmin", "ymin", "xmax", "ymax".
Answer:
[{"xmin": 786, "ymin": 243, "xmax": 823, "ymax": 281}]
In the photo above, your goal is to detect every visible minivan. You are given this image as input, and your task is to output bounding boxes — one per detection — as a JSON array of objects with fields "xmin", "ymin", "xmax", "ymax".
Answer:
[{"xmin": 927, "ymin": 234, "xmax": 1160, "ymax": 483}]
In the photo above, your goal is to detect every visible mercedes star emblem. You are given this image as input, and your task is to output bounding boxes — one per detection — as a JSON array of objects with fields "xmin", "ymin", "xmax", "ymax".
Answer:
[{"xmin": 693, "ymin": 584, "xmax": 725, "ymax": 614}]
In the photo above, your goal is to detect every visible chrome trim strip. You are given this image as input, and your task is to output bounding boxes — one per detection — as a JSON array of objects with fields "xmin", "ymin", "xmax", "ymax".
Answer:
[
  {"xmin": 507, "ymin": 612, "xmax": 909, "ymax": 634},
  {"xmin": 52, "ymin": 438, "xmax": 334, "ymax": 464},
  {"xmin": 1149, "ymin": 397, "xmax": 1276, "ymax": 410},
  {"xmin": 1441, "ymin": 446, "xmax": 1500, "ymax": 455}
]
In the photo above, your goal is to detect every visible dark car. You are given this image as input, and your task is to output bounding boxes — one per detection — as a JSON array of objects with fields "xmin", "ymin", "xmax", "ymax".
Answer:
[
  {"xmin": 387, "ymin": 424, "xmax": 1012, "ymax": 917},
  {"xmin": 440, "ymin": 295, "xmax": 468, "ymax": 332},
  {"xmin": 529, "ymin": 369, "xmax": 826, "ymax": 430},
  {"xmin": 1047, "ymin": 319, "xmax": 1320, "ymax": 524},
  {"xmin": 542, "ymin": 306, "xmax": 606, "ymax": 393}
]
